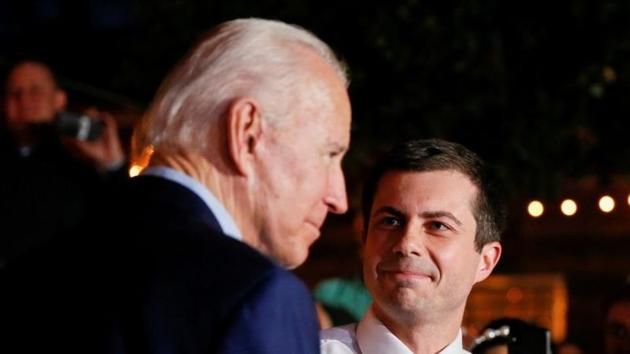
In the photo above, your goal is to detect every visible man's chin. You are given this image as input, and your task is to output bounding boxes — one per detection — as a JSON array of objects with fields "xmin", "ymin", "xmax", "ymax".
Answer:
[
  {"xmin": 281, "ymin": 247, "xmax": 310, "ymax": 270},
  {"xmin": 266, "ymin": 229, "xmax": 318, "ymax": 269},
  {"xmin": 305, "ymin": 222, "xmax": 322, "ymax": 240}
]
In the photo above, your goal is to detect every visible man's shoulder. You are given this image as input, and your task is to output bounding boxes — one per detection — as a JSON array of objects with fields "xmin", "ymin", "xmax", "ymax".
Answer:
[
  {"xmin": 214, "ymin": 238, "xmax": 305, "ymax": 305},
  {"xmin": 218, "ymin": 267, "xmax": 319, "ymax": 353},
  {"xmin": 99, "ymin": 175, "xmax": 285, "ymax": 302},
  {"xmin": 320, "ymin": 323, "xmax": 360, "ymax": 354}
]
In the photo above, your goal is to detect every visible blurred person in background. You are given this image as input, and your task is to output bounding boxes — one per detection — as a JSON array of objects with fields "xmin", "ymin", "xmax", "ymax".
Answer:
[
  {"xmin": 3, "ymin": 60, "xmax": 125, "ymax": 169},
  {"xmin": 0, "ymin": 59, "xmax": 126, "ymax": 268},
  {"xmin": 603, "ymin": 283, "xmax": 630, "ymax": 354}
]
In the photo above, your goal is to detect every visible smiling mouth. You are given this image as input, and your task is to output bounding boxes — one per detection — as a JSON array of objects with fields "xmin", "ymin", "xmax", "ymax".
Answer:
[
  {"xmin": 384, "ymin": 270, "xmax": 432, "ymax": 279},
  {"xmin": 381, "ymin": 270, "xmax": 434, "ymax": 283}
]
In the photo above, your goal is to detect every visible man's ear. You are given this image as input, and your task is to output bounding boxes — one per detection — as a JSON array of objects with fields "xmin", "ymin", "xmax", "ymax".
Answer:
[
  {"xmin": 226, "ymin": 97, "xmax": 263, "ymax": 176},
  {"xmin": 53, "ymin": 89, "xmax": 67, "ymax": 111},
  {"xmin": 474, "ymin": 241, "xmax": 502, "ymax": 283}
]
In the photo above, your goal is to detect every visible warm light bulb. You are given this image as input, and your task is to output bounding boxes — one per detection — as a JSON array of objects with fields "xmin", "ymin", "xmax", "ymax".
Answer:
[
  {"xmin": 599, "ymin": 195, "xmax": 615, "ymax": 213},
  {"xmin": 561, "ymin": 199, "xmax": 577, "ymax": 216},
  {"xmin": 129, "ymin": 165, "xmax": 144, "ymax": 178},
  {"xmin": 527, "ymin": 200, "xmax": 544, "ymax": 217}
]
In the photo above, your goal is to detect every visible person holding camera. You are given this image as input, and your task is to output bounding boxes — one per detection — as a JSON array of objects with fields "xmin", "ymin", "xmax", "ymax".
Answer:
[{"xmin": 0, "ymin": 60, "xmax": 126, "ymax": 268}]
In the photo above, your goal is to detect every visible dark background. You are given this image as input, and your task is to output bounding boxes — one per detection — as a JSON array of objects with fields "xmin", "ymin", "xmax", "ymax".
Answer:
[
  {"xmin": 3, "ymin": 1, "xmax": 630, "ymax": 194},
  {"xmin": 2, "ymin": 1, "xmax": 630, "ymax": 353}
]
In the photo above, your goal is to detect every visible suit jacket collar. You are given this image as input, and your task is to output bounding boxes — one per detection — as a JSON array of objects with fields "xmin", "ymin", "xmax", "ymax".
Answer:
[
  {"xmin": 139, "ymin": 166, "xmax": 242, "ymax": 240},
  {"xmin": 129, "ymin": 174, "xmax": 224, "ymax": 235}
]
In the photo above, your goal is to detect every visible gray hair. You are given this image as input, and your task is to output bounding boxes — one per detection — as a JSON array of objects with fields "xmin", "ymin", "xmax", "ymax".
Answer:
[{"xmin": 134, "ymin": 18, "xmax": 348, "ymax": 159}]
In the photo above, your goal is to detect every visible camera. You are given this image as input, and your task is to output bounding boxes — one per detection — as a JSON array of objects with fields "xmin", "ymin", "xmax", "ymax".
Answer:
[
  {"xmin": 55, "ymin": 111, "xmax": 105, "ymax": 141},
  {"xmin": 471, "ymin": 318, "xmax": 552, "ymax": 354}
]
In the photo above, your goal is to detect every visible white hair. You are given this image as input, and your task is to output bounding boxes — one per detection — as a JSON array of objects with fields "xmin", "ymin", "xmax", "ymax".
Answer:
[{"xmin": 133, "ymin": 18, "xmax": 348, "ymax": 159}]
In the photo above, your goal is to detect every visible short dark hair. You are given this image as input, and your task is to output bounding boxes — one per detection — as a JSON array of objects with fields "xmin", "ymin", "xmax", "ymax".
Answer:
[
  {"xmin": 5, "ymin": 59, "xmax": 60, "ymax": 90},
  {"xmin": 361, "ymin": 139, "xmax": 506, "ymax": 251}
]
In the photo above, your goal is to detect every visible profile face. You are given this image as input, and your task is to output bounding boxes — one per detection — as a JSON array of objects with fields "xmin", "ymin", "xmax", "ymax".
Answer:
[
  {"xmin": 4, "ymin": 62, "xmax": 65, "ymax": 127},
  {"xmin": 253, "ymin": 49, "xmax": 351, "ymax": 269},
  {"xmin": 362, "ymin": 170, "xmax": 497, "ymax": 323}
]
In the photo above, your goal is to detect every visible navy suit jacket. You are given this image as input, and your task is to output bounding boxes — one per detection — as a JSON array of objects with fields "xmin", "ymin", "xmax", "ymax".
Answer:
[{"xmin": 1, "ymin": 175, "xmax": 320, "ymax": 354}]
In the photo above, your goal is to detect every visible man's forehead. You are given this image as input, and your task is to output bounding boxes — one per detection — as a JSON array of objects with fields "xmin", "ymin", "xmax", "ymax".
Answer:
[
  {"xmin": 7, "ymin": 62, "xmax": 56, "ymax": 87},
  {"xmin": 378, "ymin": 169, "xmax": 476, "ymax": 191},
  {"xmin": 374, "ymin": 170, "xmax": 478, "ymax": 212}
]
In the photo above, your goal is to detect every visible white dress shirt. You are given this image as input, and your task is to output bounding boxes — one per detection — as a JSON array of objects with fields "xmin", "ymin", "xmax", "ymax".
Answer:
[
  {"xmin": 141, "ymin": 166, "xmax": 242, "ymax": 240},
  {"xmin": 320, "ymin": 308, "xmax": 470, "ymax": 354}
]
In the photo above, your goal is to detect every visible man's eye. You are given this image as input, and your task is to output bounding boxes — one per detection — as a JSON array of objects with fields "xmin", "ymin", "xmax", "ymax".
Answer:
[
  {"xmin": 427, "ymin": 221, "xmax": 450, "ymax": 231},
  {"xmin": 379, "ymin": 216, "xmax": 401, "ymax": 227},
  {"xmin": 328, "ymin": 150, "xmax": 344, "ymax": 160}
]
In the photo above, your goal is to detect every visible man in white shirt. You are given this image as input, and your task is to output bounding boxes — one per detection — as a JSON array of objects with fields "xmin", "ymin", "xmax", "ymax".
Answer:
[{"xmin": 321, "ymin": 139, "xmax": 504, "ymax": 354}]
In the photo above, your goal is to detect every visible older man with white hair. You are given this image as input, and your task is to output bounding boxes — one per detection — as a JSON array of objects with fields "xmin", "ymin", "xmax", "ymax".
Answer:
[{"xmin": 2, "ymin": 18, "xmax": 351, "ymax": 354}]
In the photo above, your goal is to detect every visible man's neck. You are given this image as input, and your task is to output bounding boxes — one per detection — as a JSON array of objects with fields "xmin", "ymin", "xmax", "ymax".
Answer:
[
  {"xmin": 373, "ymin": 304, "xmax": 464, "ymax": 354},
  {"xmin": 148, "ymin": 149, "xmax": 257, "ymax": 246}
]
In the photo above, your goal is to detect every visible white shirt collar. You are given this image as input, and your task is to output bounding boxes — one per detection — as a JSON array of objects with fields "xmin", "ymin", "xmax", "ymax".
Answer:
[
  {"xmin": 141, "ymin": 166, "xmax": 242, "ymax": 241},
  {"xmin": 356, "ymin": 308, "xmax": 468, "ymax": 354},
  {"xmin": 357, "ymin": 308, "xmax": 412, "ymax": 354}
]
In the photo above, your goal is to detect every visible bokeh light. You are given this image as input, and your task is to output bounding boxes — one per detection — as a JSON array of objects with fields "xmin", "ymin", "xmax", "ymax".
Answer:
[
  {"xmin": 527, "ymin": 200, "xmax": 544, "ymax": 218},
  {"xmin": 599, "ymin": 195, "xmax": 615, "ymax": 213},
  {"xmin": 561, "ymin": 199, "xmax": 577, "ymax": 216}
]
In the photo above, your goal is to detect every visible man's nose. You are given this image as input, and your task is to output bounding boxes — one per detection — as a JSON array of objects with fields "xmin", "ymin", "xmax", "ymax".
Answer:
[
  {"xmin": 323, "ymin": 165, "xmax": 348, "ymax": 214},
  {"xmin": 392, "ymin": 222, "xmax": 425, "ymax": 257}
]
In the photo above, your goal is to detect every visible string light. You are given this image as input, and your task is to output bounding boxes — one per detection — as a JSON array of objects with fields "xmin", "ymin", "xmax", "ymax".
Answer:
[
  {"xmin": 527, "ymin": 200, "xmax": 544, "ymax": 217},
  {"xmin": 560, "ymin": 199, "xmax": 577, "ymax": 216},
  {"xmin": 599, "ymin": 195, "xmax": 615, "ymax": 213},
  {"xmin": 525, "ymin": 194, "xmax": 630, "ymax": 217}
]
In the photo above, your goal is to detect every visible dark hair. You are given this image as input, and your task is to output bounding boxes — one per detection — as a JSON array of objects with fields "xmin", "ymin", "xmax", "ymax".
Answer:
[
  {"xmin": 361, "ymin": 139, "xmax": 506, "ymax": 251},
  {"xmin": 5, "ymin": 59, "xmax": 60, "ymax": 90}
]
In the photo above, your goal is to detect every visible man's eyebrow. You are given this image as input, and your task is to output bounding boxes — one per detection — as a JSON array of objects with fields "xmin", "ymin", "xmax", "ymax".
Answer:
[
  {"xmin": 421, "ymin": 211, "xmax": 463, "ymax": 226},
  {"xmin": 328, "ymin": 141, "xmax": 348, "ymax": 153},
  {"xmin": 373, "ymin": 206, "xmax": 405, "ymax": 219}
]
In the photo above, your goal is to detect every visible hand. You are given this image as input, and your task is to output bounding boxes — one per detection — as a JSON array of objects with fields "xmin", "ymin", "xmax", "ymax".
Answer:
[{"xmin": 64, "ymin": 107, "xmax": 126, "ymax": 171}]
